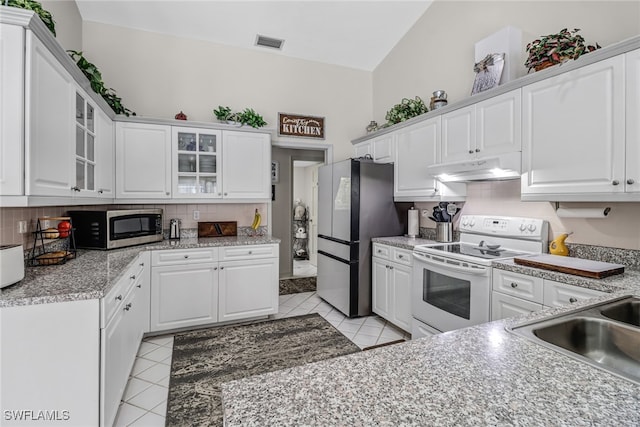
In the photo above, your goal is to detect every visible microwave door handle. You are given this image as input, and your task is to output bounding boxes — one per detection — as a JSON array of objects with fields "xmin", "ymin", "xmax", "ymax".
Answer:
[{"xmin": 414, "ymin": 254, "xmax": 489, "ymax": 276}]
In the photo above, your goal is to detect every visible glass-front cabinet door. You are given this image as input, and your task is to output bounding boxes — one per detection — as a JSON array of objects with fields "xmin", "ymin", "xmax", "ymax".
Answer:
[
  {"xmin": 74, "ymin": 91, "xmax": 96, "ymax": 194},
  {"xmin": 172, "ymin": 127, "xmax": 222, "ymax": 198}
]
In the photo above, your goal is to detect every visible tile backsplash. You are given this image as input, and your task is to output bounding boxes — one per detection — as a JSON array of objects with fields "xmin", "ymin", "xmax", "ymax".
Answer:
[{"xmin": 0, "ymin": 203, "xmax": 268, "ymax": 249}]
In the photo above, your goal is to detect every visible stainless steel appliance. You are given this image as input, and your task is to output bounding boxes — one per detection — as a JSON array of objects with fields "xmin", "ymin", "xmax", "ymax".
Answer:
[
  {"xmin": 169, "ymin": 218, "xmax": 181, "ymax": 240},
  {"xmin": 0, "ymin": 244, "xmax": 24, "ymax": 288},
  {"xmin": 317, "ymin": 158, "xmax": 411, "ymax": 317},
  {"xmin": 68, "ymin": 209, "xmax": 163, "ymax": 250},
  {"xmin": 412, "ymin": 215, "xmax": 548, "ymax": 338}
]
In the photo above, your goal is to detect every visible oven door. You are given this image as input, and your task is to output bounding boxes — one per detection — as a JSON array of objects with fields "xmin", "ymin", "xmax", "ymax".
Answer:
[{"xmin": 412, "ymin": 251, "xmax": 491, "ymax": 332}]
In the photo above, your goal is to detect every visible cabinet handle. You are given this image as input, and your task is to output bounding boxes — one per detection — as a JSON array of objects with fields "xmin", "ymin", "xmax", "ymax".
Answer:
[
  {"xmin": 224, "ymin": 192, "xmax": 228, "ymax": 196},
  {"xmin": 398, "ymin": 254, "xmax": 403, "ymax": 258},
  {"xmin": 627, "ymin": 179, "xmax": 635, "ymax": 185},
  {"xmin": 98, "ymin": 189, "xmax": 104, "ymax": 194},
  {"xmin": 475, "ymin": 148, "xmax": 480, "ymax": 153},
  {"xmin": 136, "ymin": 283, "xmax": 142, "ymax": 288},
  {"xmin": 377, "ymin": 250, "xmax": 382, "ymax": 253},
  {"xmin": 612, "ymin": 180, "xmax": 620, "ymax": 186},
  {"xmin": 389, "ymin": 266, "xmax": 393, "ymax": 270},
  {"xmin": 214, "ymin": 267, "xmax": 218, "ymax": 270},
  {"xmin": 220, "ymin": 266, "xmax": 224, "ymax": 270},
  {"xmin": 569, "ymin": 297, "xmax": 578, "ymax": 303},
  {"xmin": 468, "ymin": 150, "xmax": 474, "ymax": 154},
  {"xmin": 123, "ymin": 303, "xmax": 132, "ymax": 311},
  {"xmin": 510, "ymin": 282, "xmax": 518, "ymax": 288},
  {"xmin": 140, "ymin": 262, "xmax": 145, "ymax": 267},
  {"xmin": 130, "ymin": 275, "xmax": 136, "ymax": 280},
  {"xmin": 218, "ymin": 193, "xmax": 222, "ymax": 196},
  {"xmin": 248, "ymin": 251, "xmax": 252, "ymax": 254},
  {"xmin": 71, "ymin": 186, "xmax": 81, "ymax": 192},
  {"xmin": 115, "ymin": 294, "xmax": 123, "ymax": 301},
  {"xmin": 166, "ymin": 192, "xmax": 170, "ymax": 195},
  {"xmin": 184, "ymin": 255, "xmax": 189, "ymax": 259}
]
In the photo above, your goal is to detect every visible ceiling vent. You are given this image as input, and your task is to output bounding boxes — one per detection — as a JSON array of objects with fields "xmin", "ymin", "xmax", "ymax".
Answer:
[{"xmin": 255, "ymin": 35, "xmax": 284, "ymax": 50}]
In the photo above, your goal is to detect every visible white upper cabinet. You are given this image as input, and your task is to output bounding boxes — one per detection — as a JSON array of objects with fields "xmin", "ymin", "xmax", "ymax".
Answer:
[
  {"xmin": 626, "ymin": 49, "xmax": 640, "ymax": 194},
  {"xmin": 521, "ymin": 55, "xmax": 626, "ymax": 200},
  {"xmin": 441, "ymin": 89, "xmax": 521, "ymax": 164},
  {"xmin": 116, "ymin": 122, "xmax": 172, "ymax": 199},
  {"xmin": 172, "ymin": 127, "xmax": 222, "ymax": 199},
  {"xmin": 394, "ymin": 117, "xmax": 440, "ymax": 199},
  {"xmin": 221, "ymin": 130, "xmax": 271, "ymax": 199},
  {"xmin": 0, "ymin": 24, "xmax": 24, "ymax": 196},
  {"xmin": 353, "ymin": 133, "xmax": 394, "ymax": 163},
  {"xmin": 95, "ymin": 107, "xmax": 115, "ymax": 198},
  {"xmin": 25, "ymin": 31, "xmax": 75, "ymax": 197}
]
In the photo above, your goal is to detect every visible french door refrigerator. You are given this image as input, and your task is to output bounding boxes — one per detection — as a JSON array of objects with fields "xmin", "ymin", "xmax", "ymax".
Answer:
[{"xmin": 317, "ymin": 158, "xmax": 410, "ymax": 317}]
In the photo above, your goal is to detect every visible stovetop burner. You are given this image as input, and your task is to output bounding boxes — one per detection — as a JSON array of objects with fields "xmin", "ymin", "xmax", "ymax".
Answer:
[{"xmin": 424, "ymin": 243, "xmax": 527, "ymax": 260}]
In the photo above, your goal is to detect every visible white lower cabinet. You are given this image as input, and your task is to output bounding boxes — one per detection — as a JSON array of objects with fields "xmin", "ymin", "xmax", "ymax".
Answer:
[
  {"xmin": 491, "ymin": 268, "xmax": 606, "ymax": 321},
  {"xmin": 218, "ymin": 258, "xmax": 279, "ymax": 322},
  {"xmin": 372, "ymin": 243, "xmax": 412, "ymax": 332},
  {"xmin": 150, "ymin": 244, "xmax": 279, "ymax": 332}
]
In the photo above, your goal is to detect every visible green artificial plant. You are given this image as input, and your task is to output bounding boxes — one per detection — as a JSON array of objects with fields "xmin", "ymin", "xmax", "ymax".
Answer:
[
  {"xmin": 67, "ymin": 50, "xmax": 135, "ymax": 116},
  {"xmin": 213, "ymin": 105, "xmax": 267, "ymax": 128},
  {"xmin": 525, "ymin": 28, "xmax": 601, "ymax": 72},
  {"xmin": 385, "ymin": 96, "xmax": 429, "ymax": 125},
  {"xmin": 6, "ymin": 0, "xmax": 55, "ymax": 36}
]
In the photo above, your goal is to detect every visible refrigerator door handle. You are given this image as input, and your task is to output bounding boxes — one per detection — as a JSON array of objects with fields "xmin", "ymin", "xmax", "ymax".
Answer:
[
  {"xmin": 318, "ymin": 235, "xmax": 353, "ymax": 245},
  {"xmin": 317, "ymin": 250, "xmax": 351, "ymax": 264}
]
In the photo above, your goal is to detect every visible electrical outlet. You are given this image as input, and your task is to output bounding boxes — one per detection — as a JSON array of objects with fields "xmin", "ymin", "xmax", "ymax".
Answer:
[
  {"xmin": 193, "ymin": 210, "xmax": 200, "ymax": 220},
  {"xmin": 42, "ymin": 217, "xmax": 50, "ymax": 229},
  {"xmin": 18, "ymin": 220, "xmax": 28, "ymax": 234}
]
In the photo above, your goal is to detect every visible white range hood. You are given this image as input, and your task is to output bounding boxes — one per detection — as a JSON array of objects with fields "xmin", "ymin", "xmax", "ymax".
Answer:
[{"xmin": 426, "ymin": 151, "xmax": 521, "ymax": 182}]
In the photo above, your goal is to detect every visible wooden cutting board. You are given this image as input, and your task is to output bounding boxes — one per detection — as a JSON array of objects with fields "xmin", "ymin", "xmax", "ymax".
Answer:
[
  {"xmin": 513, "ymin": 254, "xmax": 624, "ymax": 279},
  {"xmin": 198, "ymin": 221, "xmax": 237, "ymax": 237}
]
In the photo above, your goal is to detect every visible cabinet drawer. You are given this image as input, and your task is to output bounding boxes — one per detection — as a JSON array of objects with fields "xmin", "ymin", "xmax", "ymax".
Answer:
[
  {"xmin": 491, "ymin": 291, "xmax": 543, "ymax": 321},
  {"xmin": 151, "ymin": 248, "xmax": 218, "ymax": 266},
  {"xmin": 102, "ymin": 255, "xmax": 146, "ymax": 327},
  {"xmin": 219, "ymin": 244, "xmax": 276, "ymax": 261},
  {"xmin": 543, "ymin": 280, "xmax": 606, "ymax": 308},
  {"xmin": 392, "ymin": 247, "xmax": 412, "ymax": 266},
  {"xmin": 492, "ymin": 269, "xmax": 543, "ymax": 303},
  {"xmin": 372, "ymin": 243, "xmax": 391, "ymax": 260}
]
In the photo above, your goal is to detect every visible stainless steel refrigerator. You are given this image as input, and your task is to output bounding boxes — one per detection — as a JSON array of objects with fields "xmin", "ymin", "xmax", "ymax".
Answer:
[{"xmin": 317, "ymin": 158, "xmax": 411, "ymax": 317}]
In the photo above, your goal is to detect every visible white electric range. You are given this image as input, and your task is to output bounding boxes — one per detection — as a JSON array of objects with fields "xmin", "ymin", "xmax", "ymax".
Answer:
[{"xmin": 411, "ymin": 215, "xmax": 549, "ymax": 338}]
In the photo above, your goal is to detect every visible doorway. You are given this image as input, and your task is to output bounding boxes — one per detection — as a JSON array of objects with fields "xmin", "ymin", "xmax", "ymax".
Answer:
[
  {"xmin": 292, "ymin": 161, "xmax": 322, "ymax": 277},
  {"xmin": 271, "ymin": 143, "xmax": 329, "ymax": 279}
]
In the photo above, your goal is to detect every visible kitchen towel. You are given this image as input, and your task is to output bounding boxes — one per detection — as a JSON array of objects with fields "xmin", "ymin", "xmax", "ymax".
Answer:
[{"xmin": 408, "ymin": 207, "xmax": 419, "ymax": 237}]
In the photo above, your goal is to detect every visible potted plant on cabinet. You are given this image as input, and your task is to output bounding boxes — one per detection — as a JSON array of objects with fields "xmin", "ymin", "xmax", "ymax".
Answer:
[
  {"xmin": 4, "ymin": 0, "xmax": 56, "ymax": 35},
  {"xmin": 384, "ymin": 96, "xmax": 429, "ymax": 125},
  {"xmin": 525, "ymin": 28, "xmax": 601, "ymax": 72}
]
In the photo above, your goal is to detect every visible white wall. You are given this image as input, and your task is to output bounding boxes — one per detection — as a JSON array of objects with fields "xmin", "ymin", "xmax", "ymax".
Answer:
[
  {"xmin": 373, "ymin": 1, "xmax": 640, "ymax": 123},
  {"xmin": 81, "ymin": 21, "xmax": 372, "ymax": 162},
  {"xmin": 41, "ymin": 0, "xmax": 82, "ymax": 52}
]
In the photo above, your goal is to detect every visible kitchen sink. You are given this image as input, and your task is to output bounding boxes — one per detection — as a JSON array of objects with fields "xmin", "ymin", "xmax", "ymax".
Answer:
[{"xmin": 509, "ymin": 296, "xmax": 640, "ymax": 384}]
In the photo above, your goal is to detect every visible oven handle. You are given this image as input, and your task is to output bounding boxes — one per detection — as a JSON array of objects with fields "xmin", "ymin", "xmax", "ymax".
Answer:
[{"xmin": 413, "ymin": 252, "xmax": 490, "ymax": 276}]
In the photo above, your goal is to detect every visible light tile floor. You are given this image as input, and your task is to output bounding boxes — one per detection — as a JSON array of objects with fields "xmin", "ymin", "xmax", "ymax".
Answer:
[
  {"xmin": 114, "ymin": 291, "xmax": 410, "ymax": 426},
  {"xmin": 292, "ymin": 259, "xmax": 317, "ymax": 278}
]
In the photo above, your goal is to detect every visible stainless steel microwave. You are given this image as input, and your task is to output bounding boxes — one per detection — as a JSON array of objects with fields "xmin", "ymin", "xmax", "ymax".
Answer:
[{"xmin": 68, "ymin": 209, "xmax": 163, "ymax": 250}]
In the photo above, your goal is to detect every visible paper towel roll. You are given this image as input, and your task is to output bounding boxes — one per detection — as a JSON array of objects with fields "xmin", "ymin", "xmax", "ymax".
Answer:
[
  {"xmin": 556, "ymin": 207, "xmax": 610, "ymax": 218},
  {"xmin": 408, "ymin": 208, "xmax": 419, "ymax": 237}
]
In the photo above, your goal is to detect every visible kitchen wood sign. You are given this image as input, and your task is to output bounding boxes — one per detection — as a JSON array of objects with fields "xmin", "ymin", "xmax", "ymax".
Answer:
[{"xmin": 278, "ymin": 113, "xmax": 325, "ymax": 139}]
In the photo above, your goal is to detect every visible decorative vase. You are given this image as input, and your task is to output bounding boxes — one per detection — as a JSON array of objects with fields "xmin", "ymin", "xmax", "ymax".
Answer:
[
  {"xmin": 534, "ymin": 61, "xmax": 556, "ymax": 72},
  {"xmin": 366, "ymin": 121, "xmax": 378, "ymax": 133}
]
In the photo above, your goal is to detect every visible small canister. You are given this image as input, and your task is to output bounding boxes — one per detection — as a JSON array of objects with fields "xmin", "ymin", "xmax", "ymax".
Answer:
[{"xmin": 436, "ymin": 222, "xmax": 453, "ymax": 243}]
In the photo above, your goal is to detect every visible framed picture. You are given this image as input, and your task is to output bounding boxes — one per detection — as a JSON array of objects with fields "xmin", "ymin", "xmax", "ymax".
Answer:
[
  {"xmin": 471, "ymin": 53, "xmax": 505, "ymax": 95},
  {"xmin": 271, "ymin": 161, "xmax": 279, "ymax": 183},
  {"xmin": 278, "ymin": 113, "xmax": 325, "ymax": 139}
]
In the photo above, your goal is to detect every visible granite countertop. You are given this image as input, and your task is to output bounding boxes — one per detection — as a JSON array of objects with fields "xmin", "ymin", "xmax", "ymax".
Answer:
[
  {"xmin": 0, "ymin": 235, "xmax": 280, "ymax": 308},
  {"xmin": 372, "ymin": 236, "xmax": 438, "ymax": 250},
  {"xmin": 222, "ymin": 289, "xmax": 640, "ymax": 426}
]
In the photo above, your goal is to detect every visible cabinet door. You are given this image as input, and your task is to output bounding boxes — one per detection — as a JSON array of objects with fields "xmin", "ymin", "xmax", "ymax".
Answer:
[
  {"xmin": 394, "ymin": 118, "xmax": 440, "ymax": 198},
  {"xmin": 95, "ymin": 107, "xmax": 114, "ymax": 198},
  {"xmin": 491, "ymin": 291, "xmax": 542, "ymax": 321},
  {"xmin": 353, "ymin": 141, "xmax": 372, "ymax": 158},
  {"xmin": 626, "ymin": 49, "xmax": 640, "ymax": 193},
  {"xmin": 371, "ymin": 258, "xmax": 390, "ymax": 319},
  {"xmin": 73, "ymin": 90, "xmax": 98, "ymax": 197},
  {"xmin": 25, "ymin": 31, "xmax": 74, "ymax": 197},
  {"xmin": 116, "ymin": 122, "xmax": 172, "ymax": 199},
  {"xmin": 172, "ymin": 127, "xmax": 222, "ymax": 199},
  {"xmin": 218, "ymin": 258, "xmax": 278, "ymax": 322},
  {"xmin": 0, "ymin": 24, "xmax": 24, "ymax": 195},
  {"xmin": 543, "ymin": 280, "xmax": 604, "ymax": 308},
  {"xmin": 521, "ymin": 56, "xmax": 625, "ymax": 197},
  {"xmin": 372, "ymin": 134, "xmax": 394, "ymax": 163},
  {"xmin": 476, "ymin": 89, "xmax": 521, "ymax": 157},
  {"xmin": 150, "ymin": 263, "xmax": 218, "ymax": 332},
  {"xmin": 441, "ymin": 105, "xmax": 475, "ymax": 164},
  {"xmin": 222, "ymin": 130, "xmax": 271, "ymax": 199},
  {"xmin": 390, "ymin": 263, "xmax": 412, "ymax": 332}
]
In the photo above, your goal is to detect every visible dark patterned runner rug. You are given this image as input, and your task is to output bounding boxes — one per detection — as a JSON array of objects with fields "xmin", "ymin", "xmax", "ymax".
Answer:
[
  {"xmin": 166, "ymin": 313, "xmax": 360, "ymax": 426},
  {"xmin": 279, "ymin": 276, "xmax": 317, "ymax": 295}
]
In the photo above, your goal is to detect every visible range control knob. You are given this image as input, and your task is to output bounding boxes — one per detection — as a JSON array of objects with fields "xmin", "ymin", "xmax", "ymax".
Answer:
[
  {"xmin": 462, "ymin": 218, "xmax": 469, "ymax": 227},
  {"xmin": 469, "ymin": 219, "xmax": 476, "ymax": 227},
  {"xmin": 527, "ymin": 224, "xmax": 537, "ymax": 232},
  {"xmin": 519, "ymin": 223, "xmax": 527, "ymax": 231}
]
